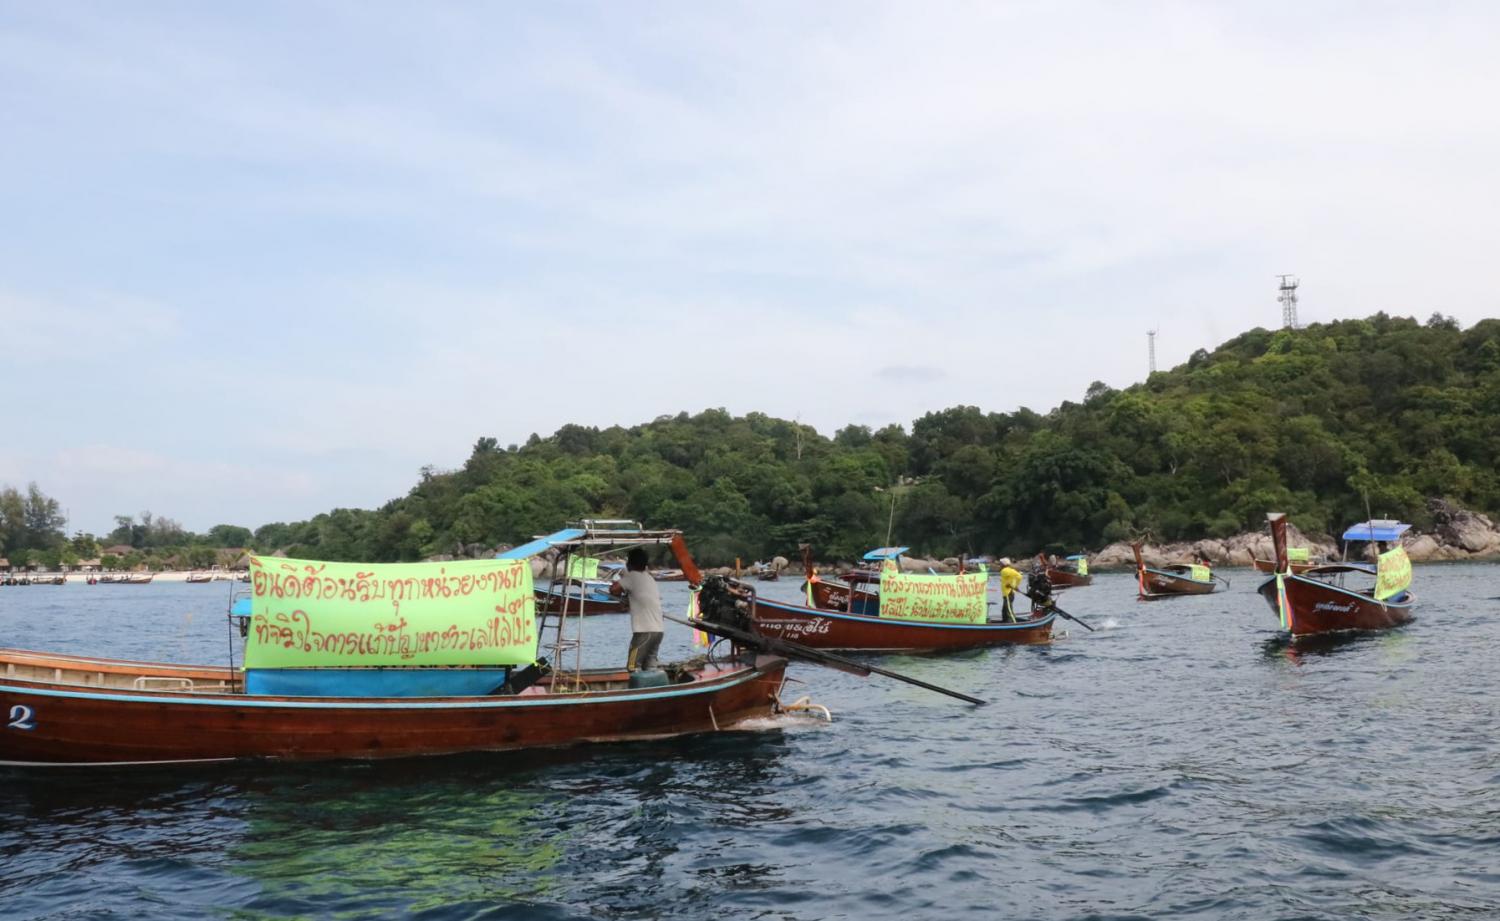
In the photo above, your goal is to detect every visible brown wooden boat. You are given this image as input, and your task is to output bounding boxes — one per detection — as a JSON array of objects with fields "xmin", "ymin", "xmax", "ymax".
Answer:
[
  {"xmin": 0, "ymin": 647, "xmax": 787, "ymax": 765},
  {"xmin": 185, "ymin": 571, "xmax": 215, "ymax": 583},
  {"xmin": 1256, "ymin": 513, "xmax": 1415, "ymax": 637},
  {"xmin": 1132, "ymin": 542, "xmax": 1221, "ymax": 599},
  {"xmin": 1037, "ymin": 553, "xmax": 1092, "ymax": 588},
  {"xmin": 0, "ymin": 525, "xmax": 802, "ymax": 766},
  {"xmin": 533, "ymin": 583, "xmax": 629, "ymax": 615},
  {"xmin": 748, "ymin": 594, "xmax": 1055, "ymax": 652}
]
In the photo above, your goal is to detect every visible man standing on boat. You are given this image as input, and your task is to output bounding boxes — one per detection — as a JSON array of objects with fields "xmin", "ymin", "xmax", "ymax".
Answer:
[
  {"xmin": 612, "ymin": 547, "xmax": 664, "ymax": 670},
  {"xmin": 999, "ymin": 558, "xmax": 1022, "ymax": 623}
]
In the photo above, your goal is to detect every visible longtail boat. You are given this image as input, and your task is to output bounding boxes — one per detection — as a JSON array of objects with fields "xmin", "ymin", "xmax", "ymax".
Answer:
[
  {"xmin": 748, "ymin": 594, "xmax": 1055, "ymax": 651},
  {"xmin": 1132, "ymin": 542, "xmax": 1223, "ymax": 599},
  {"xmin": 0, "ymin": 524, "xmax": 790, "ymax": 766},
  {"xmin": 185, "ymin": 571, "xmax": 215, "ymax": 583},
  {"xmin": 1256, "ymin": 513, "xmax": 1415, "ymax": 637},
  {"xmin": 533, "ymin": 582, "xmax": 629, "ymax": 615},
  {"xmin": 1038, "ymin": 553, "xmax": 1093, "ymax": 588}
]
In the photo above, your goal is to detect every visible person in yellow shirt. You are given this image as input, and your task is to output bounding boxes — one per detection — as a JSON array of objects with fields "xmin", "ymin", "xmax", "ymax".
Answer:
[{"xmin": 999, "ymin": 558, "xmax": 1023, "ymax": 623}]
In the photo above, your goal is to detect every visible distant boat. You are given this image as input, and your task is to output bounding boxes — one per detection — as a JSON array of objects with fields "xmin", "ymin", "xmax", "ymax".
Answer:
[
  {"xmin": 747, "ymin": 593, "xmax": 1055, "ymax": 652},
  {"xmin": 185, "ymin": 572, "xmax": 214, "ymax": 583},
  {"xmin": 1037, "ymin": 552, "xmax": 1093, "ymax": 588},
  {"xmin": 1256, "ymin": 514, "xmax": 1415, "ymax": 637},
  {"xmin": 533, "ymin": 581, "xmax": 629, "ymax": 615},
  {"xmin": 113, "ymin": 573, "xmax": 155, "ymax": 585},
  {"xmin": 1132, "ymin": 542, "xmax": 1223, "ymax": 599}
]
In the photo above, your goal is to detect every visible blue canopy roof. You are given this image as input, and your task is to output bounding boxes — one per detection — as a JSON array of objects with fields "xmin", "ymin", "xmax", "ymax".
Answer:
[
  {"xmin": 230, "ymin": 597, "xmax": 252, "ymax": 616},
  {"xmin": 1341, "ymin": 520, "xmax": 1410, "ymax": 542},
  {"xmin": 863, "ymin": 546, "xmax": 910, "ymax": 561},
  {"xmin": 497, "ymin": 529, "xmax": 587, "ymax": 559},
  {"xmin": 1065, "ymin": 554, "xmax": 1086, "ymax": 561}
]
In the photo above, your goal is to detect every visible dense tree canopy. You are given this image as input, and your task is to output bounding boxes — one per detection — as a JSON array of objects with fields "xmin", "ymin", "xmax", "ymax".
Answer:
[{"xmin": 7, "ymin": 313, "xmax": 1497, "ymax": 567}]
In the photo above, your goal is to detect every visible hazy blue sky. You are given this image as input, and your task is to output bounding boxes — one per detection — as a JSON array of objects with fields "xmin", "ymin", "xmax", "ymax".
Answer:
[{"xmin": 2, "ymin": 2, "xmax": 1496, "ymax": 534}]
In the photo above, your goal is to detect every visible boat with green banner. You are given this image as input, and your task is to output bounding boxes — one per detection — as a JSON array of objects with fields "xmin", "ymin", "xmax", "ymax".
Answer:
[
  {"xmin": 1256, "ymin": 514, "xmax": 1415, "ymax": 637},
  {"xmin": 1039, "ymin": 552, "xmax": 1093, "ymax": 588},
  {"xmin": 1131, "ymin": 541, "xmax": 1226, "ymax": 600},
  {"xmin": 0, "ymin": 524, "xmax": 795, "ymax": 765},
  {"xmin": 751, "ymin": 560, "xmax": 1057, "ymax": 651}
]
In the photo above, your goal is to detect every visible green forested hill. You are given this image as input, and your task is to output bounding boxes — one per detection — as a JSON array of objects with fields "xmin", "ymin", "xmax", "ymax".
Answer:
[
  {"xmin": 238, "ymin": 312, "xmax": 1497, "ymax": 565},
  {"xmin": 8, "ymin": 313, "xmax": 1490, "ymax": 568}
]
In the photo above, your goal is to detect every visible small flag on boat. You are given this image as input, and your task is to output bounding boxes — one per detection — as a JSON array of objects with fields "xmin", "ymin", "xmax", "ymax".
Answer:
[
  {"xmin": 805, "ymin": 569, "xmax": 818, "ymax": 606},
  {"xmin": 1275, "ymin": 573, "xmax": 1293, "ymax": 631},
  {"xmin": 688, "ymin": 587, "xmax": 708, "ymax": 646}
]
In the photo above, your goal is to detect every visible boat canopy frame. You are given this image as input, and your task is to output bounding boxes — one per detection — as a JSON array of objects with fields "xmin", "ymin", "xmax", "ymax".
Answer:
[{"xmin": 499, "ymin": 520, "xmax": 703, "ymax": 689}]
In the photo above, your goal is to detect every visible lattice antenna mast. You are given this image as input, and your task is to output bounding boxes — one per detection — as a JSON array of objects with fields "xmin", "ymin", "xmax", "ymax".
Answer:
[
  {"xmin": 1147, "ymin": 329, "xmax": 1158, "ymax": 374},
  {"xmin": 1278, "ymin": 274, "xmax": 1299, "ymax": 329}
]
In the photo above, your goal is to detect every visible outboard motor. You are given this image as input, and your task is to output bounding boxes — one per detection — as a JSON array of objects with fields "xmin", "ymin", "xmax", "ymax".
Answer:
[
  {"xmin": 696, "ymin": 575, "xmax": 754, "ymax": 633},
  {"xmin": 1026, "ymin": 567, "xmax": 1055, "ymax": 611}
]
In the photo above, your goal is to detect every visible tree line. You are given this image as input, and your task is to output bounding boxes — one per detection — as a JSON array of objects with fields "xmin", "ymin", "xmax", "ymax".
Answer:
[{"xmin": 6, "ymin": 313, "xmax": 1497, "ymax": 568}]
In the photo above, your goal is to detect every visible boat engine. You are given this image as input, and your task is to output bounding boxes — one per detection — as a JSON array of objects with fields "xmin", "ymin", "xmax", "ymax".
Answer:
[
  {"xmin": 695, "ymin": 575, "xmax": 754, "ymax": 633},
  {"xmin": 1026, "ymin": 567, "xmax": 1055, "ymax": 611}
]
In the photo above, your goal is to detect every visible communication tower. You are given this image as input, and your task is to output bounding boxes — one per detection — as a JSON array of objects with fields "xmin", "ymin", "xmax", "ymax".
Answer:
[
  {"xmin": 1147, "ymin": 328, "xmax": 1158, "ymax": 374},
  {"xmin": 1278, "ymin": 275, "xmax": 1299, "ymax": 329}
]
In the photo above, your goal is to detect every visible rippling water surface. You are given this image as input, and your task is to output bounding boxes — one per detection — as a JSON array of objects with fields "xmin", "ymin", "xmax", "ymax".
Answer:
[{"xmin": 2, "ymin": 567, "xmax": 1498, "ymax": 919}]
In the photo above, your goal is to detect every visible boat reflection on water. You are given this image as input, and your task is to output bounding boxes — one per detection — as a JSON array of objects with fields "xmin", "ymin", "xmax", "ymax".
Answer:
[{"xmin": 1259, "ymin": 626, "xmax": 1412, "ymax": 664}]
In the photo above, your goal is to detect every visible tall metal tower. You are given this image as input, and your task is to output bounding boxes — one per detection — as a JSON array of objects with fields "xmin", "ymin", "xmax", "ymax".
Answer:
[
  {"xmin": 1278, "ymin": 274, "xmax": 1299, "ymax": 329},
  {"xmin": 1147, "ymin": 329, "xmax": 1158, "ymax": 374}
]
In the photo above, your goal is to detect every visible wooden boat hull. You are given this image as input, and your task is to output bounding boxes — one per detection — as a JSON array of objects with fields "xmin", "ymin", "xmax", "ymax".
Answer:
[
  {"xmin": 533, "ymin": 586, "xmax": 628, "ymax": 615},
  {"xmin": 1256, "ymin": 575, "xmax": 1414, "ymax": 636},
  {"xmin": 1046, "ymin": 568, "xmax": 1092, "ymax": 588},
  {"xmin": 750, "ymin": 596, "xmax": 1054, "ymax": 652},
  {"xmin": 0, "ymin": 648, "xmax": 787, "ymax": 765},
  {"xmin": 1138, "ymin": 568, "xmax": 1217, "ymax": 598}
]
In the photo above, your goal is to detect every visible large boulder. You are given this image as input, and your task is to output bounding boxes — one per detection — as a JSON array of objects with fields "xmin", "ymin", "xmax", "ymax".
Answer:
[
  {"xmin": 1404, "ymin": 534, "xmax": 1441, "ymax": 562},
  {"xmin": 1428, "ymin": 498, "xmax": 1500, "ymax": 556}
]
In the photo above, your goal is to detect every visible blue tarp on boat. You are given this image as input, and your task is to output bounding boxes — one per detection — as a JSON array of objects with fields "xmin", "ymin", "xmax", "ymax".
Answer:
[
  {"xmin": 1341, "ymin": 521, "xmax": 1410, "ymax": 542},
  {"xmin": 497, "ymin": 529, "xmax": 587, "ymax": 560},
  {"xmin": 863, "ymin": 547, "xmax": 910, "ymax": 561}
]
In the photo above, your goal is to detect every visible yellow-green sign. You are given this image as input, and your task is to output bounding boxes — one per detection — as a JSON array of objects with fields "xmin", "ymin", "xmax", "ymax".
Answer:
[
  {"xmin": 247, "ymin": 556, "xmax": 537, "ymax": 668},
  {"xmin": 566, "ymin": 556, "xmax": 600, "ymax": 581},
  {"xmin": 878, "ymin": 569, "xmax": 988, "ymax": 624},
  {"xmin": 1287, "ymin": 547, "xmax": 1310, "ymax": 563},
  {"xmin": 1075, "ymin": 558, "xmax": 1089, "ymax": 576},
  {"xmin": 1189, "ymin": 564, "xmax": 1211, "ymax": 582},
  {"xmin": 1375, "ymin": 547, "xmax": 1412, "ymax": 601}
]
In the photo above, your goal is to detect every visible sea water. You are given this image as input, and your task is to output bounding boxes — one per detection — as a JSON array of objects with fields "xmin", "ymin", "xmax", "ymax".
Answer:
[{"xmin": 1, "ymin": 566, "xmax": 1497, "ymax": 919}]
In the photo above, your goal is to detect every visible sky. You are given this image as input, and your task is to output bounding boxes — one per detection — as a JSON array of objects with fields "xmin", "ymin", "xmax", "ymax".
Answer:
[{"xmin": 1, "ymin": 1, "xmax": 1497, "ymax": 535}]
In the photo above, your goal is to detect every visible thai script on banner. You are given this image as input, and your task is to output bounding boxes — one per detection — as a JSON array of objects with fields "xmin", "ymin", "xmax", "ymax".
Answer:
[
  {"xmin": 1287, "ymin": 547, "xmax": 1310, "ymax": 563},
  {"xmin": 247, "ymin": 556, "xmax": 537, "ymax": 668},
  {"xmin": 1374, "ymin": 546, "xmax": 1412, "ymax": 601},
  {"xmin": 878, "ymin": 568, "xmax": 988, "ymax": 624},
  {"xmin": 1189, "ymin": 564, "xmax": 1211, "ymax": 582}
]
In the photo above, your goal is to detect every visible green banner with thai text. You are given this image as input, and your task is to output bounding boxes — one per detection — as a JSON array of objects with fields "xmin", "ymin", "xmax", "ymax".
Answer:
[
  {"xmin": 247, "ymin": 556, "xmax": 537, "ymax": 668},
  {"xmin": 1189, "ymin": 564, "xmax": 1211, "ymax": 582},
  {"xmin": 878, "ymin": 569, "xmax": 988, "ymax": 624},
  {"xmin": 1287, "ymin": 547, "xmax": 1310, "ymax": 563},
  {"xmin": 566, "ymin": 556, "xmax": 600, "ymax": 581},
  {"xmin": 1374, "ymin": 546, "xmax": 1412, "ymax": 601},
  {"xmin": 1075, "ymin": 558, "xmax": 1089, "ymax": 576}
]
